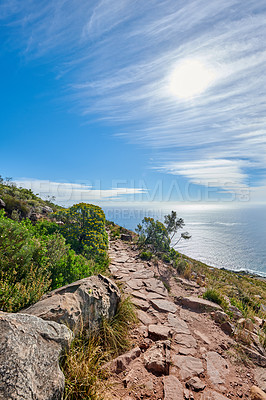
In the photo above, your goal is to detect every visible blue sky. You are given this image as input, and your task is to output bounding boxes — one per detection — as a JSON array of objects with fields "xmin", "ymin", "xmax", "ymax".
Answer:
[{"xmin": 0, "ymin": 0, "xmax": 266, "ymax": 206}]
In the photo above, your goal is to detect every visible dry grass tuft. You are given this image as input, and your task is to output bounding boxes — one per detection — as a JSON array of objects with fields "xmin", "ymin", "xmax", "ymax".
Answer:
[
  {"xmin": 61, "ymin": 335, "xmax": 110, "ymax": 400},
  {"xmin": 61, "ymin": 296, "xmax": 138, "ymax": 399},
  {"xmin": 100, "ymin": 296, "xmax": 138, "ymax": 356}
]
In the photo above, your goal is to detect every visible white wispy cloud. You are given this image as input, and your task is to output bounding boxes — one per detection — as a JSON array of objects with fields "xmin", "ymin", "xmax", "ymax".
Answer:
[
  {"xmin": 2, "ymin": 0, "xmax": 266, "ymax": 196},
  {"xmin": 15, "ymin": 179, "xmax": 147, "ymax": 206},
  {"xmin": 158, "ymin": 159, "xmax": 250, "ymax": 194}
]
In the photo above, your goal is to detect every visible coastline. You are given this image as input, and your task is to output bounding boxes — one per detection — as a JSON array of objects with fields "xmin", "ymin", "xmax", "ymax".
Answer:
[{"xmin": 113, "ymin": 221, "xmax": 266, "ymax": 281}]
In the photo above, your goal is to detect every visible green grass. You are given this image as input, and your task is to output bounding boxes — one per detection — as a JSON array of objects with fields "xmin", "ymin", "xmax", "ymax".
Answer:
[
  {"xmin": 140, "ymin": 251, "xmax": 153, "ymax": 261},
  {"xmin": 203, "ymin": 288, "xmax": 225, "ymax": 306}
]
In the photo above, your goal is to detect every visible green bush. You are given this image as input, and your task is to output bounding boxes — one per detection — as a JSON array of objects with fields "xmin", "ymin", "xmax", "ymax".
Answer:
[
  {"xmin": 140, "ymin": 251, "xmax": 153, "ymax": 261},
  {"xmin": 136, "ymin": 217, "xmax": 170, "ymax": 254},
  {"xmin": 203, "ymin": 289, "xmax": 224, "ymax": 306},
  {"xmin": 0, "ymin": 204, "xmax": 110, "ymax": 311},
  {"xmin": 1, "ymin": 194, "xmax": 30, "ymax": 219},
  {"xmin": 162, "ymin": 253, "xmax": 171, "ymax": 263},
  {"xmin": 0, "ymin": 210, "xmax": 51, "ymax": 311},
  {"xmin": 54, "ymin": 203, "xmax": 108, "ymax": 262},
  {"xmin": 174, "ymin": 259, "xmax": 187, "ymax": 275}
]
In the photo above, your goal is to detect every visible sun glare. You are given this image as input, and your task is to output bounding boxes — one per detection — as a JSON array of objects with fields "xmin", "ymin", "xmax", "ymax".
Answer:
[{"xmin": 169, "ymin": 59, "xmax": 216, "ymax": 99}]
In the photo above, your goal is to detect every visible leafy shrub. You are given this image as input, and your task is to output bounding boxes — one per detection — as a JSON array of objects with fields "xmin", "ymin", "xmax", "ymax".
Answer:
[
  {"xmin": 43, "ymin": 233, "xmax": 95, "ymax": 290},
  {"xmin": 0, "ymin": 210, "xmax": 51, "ymax": 311},
  {"xmin": 54, "ymin": 203, "xmax": 108, "ymax": 264},
  {"xmin": 162, "ymin": 253, "xmax": 171, "ymax": 263},
  {"xmin": 135, "ymin": 212, "xmax": 190, "ymax": 259},
  {"xmin": 136, "ymin": 217, "xmax": 170, "ymax": 254},
  {"xmin": 1, "ymin": 194, "xmax": 30, "ymax": 219},
  {"xmin": 0, "ymin": 206, "xmax": 110, "ymax": 311},
  {"xmin": 183, "ymin": 264, "xmax": 192, "ymax": 280},
  {"xmin": 203, "ymin": 289, "xmax": 224, "ymax": 306},
  {"xmin": 140, "ymin": 251, "xmax": 153, "ymax": 261},
  {"xmin": 174, "ymin": 259, "xmax": 187, "ymax": 275},
  {"xmin": 169, "ymin": 247, "xmax": 179, "ymax": 259}
]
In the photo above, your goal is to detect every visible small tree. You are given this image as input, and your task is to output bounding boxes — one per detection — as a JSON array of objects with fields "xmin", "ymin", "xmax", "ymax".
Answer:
[
  {"xmin": 136, "ymin": 212, "xmax": 191, "ymax": 255},
  {"xmin": 164, "ymin": 211, "xmax": 191, "ymax": 246},
  {"xmin": 136, "ymin": 217, "xmax": 170, "ymax": 254}
]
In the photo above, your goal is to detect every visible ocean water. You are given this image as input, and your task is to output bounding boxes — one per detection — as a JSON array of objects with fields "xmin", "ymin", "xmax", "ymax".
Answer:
[{"xmin": 103, "ymin": 204, "xmax": 266, "ymax": 277}]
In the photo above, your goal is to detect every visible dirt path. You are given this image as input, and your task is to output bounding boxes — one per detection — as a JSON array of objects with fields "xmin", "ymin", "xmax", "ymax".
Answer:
[{"xmin": 107, "ymin": 238, "xmax": 265, "ymax": 400}]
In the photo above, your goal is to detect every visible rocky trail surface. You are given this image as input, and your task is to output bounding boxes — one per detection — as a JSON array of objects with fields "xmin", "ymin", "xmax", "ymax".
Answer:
[{"xmin": 107, "ymin": 237, "xmax": 266, "ymax": 400}]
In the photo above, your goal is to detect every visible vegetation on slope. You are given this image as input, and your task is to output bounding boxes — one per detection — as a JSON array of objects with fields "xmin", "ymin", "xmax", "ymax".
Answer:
[
  {"xmin": 0, "ymin": 175, "xmax": 59, "ymax": 220},
  {"xmin": 0, "ymin": 177, "xmax": 138, "ymax": 400},
  {"xmin": 0, "ymin": 180, "xmax": 109, "ymax": 312}
]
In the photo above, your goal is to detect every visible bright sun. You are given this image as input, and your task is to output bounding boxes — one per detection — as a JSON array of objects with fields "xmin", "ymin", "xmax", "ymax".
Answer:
[{"xmin": 169, "ymin": 59, "xmax": 216, "ymax": 99}]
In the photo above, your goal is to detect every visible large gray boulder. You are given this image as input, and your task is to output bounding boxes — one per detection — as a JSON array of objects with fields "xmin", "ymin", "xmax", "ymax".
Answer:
[
  {"xmin": 0, "ymin": 312, "xmax": 72, "ymax": 400},
  {"xmin": 22, "ymin": 274, "xmax": 121, "ymax": 332}
]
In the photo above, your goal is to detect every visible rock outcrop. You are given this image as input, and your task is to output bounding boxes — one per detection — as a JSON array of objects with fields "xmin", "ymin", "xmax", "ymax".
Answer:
[
  {"xmin": 0, "ymin": 312, "xmax": 72, "ymax": 400},
  {"xmin": 22, "ymin": 274, "xmax": 120, "ymax": 332}
]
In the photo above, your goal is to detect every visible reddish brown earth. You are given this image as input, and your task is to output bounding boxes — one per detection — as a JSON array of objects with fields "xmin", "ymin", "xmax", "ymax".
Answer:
[{"xmin": 106, "ymin": 237, "xmax": 266, "ymax": 400}]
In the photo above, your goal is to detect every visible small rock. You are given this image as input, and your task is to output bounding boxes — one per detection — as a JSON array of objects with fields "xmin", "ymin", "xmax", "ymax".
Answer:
[
  {"xmin": 42, "ymin": 205, "xmax": 53, "ymax": 213},
  {"xmin": 221, "ymin": 321, "xmax": 235, "ymax": 335},
  {"xmin": 241, "ymin": 346, "xmax": 266, "ymax": 367},
  {"xmin": 163, "ymin": 375, "xmax": 183, "ymax": 400},
  {"xmin": 121, "ymin": 233, "xmax": 132, "ymax": 241},
  {"xmin": 186, "ymin": 377, "xmax": 206, "ymax": 392},
  {"xmin": 237, "ymin": 318, "xmax": 254, "ymax": 332},
  {"xmin": 184, "ymin": 388, "xmax": 191, "ymax": 399},
  {"xmin": 0, "ymin": 198, "xmax": 6, "ymax": 208},
  {"xmin": 254, "ymin": 367, "xmax": 266, "ymax": 392},
  {"xmin": 109, "ymin": 347, "xmax": 141, "ymax": 373},
  {"xmin": 254, "ymin": 317, "xmax": 264, "ymax": 328},
  {"xmin": 175, "ymin": 277, "xmax": 200, "ymax": 289},
  {"xmin": 143, "ymin": 341, "xmax": 170, "ymax": 375},
  {"xmin": 178, "ymin": 346, "xmax": 197, "ymax": 356},
  {"xmin": 131, "ymin": 291, "xmax": 147, "ymax": 300},
  {"xmin": 174, "ymin": 333, "xmax": 197, "ymax": 348},
  {"xmin": 148, "ymin": 324, "xmax": 170, "ymax": 341},
  {"xmin": 260, "ymin": 304, "xmax": 266, "ymax": 313},
  {"xmin": 174, "ymin": 296, "xmax": 222, "ymax": 313},
  {"xmin": 199, "ymin": 390, "xmax": 230, "ymax": 399},
  {"xmin": 137, "ymin": 310, "xmax": 156, "ymax": 325},
  {"xmin": 150, "ymin": 299, "xmax": 178, "ymax": 314},
  {"xmin": 172, "ymin": 355, "xmax": 204, "ymax": 380},
  {"xmin": 228, "ymin": 305, "xmax": 243, "ymax": 320},
  {"xmin": 167, "ymin": 313, "xmax": 191, "ymax": 335},
  {"xmin": 212, "ymin": 310, "xmax": 229, "ymax": 324},
  {"xmin": 127, "ymin": 279, "xmax": 144, "ymax": 290},
  {"xmin": 250, "ymin": 385, "xmax": 266, "ymax": 400},
  {"xmin": 194, "ymin": 330, "xmax": 211, "ymax": 345},
  {"xmin": 132, "ymin": 298, "xmax": 150, "ymax": 311},
  {"xmin": 206, "ymin": 351, "xmax": 229, "ymax": 386}
]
